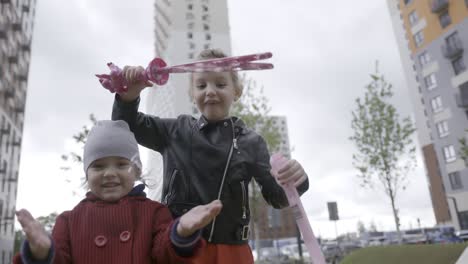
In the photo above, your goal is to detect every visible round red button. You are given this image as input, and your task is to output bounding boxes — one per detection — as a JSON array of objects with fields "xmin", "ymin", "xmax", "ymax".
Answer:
[
  {"xmin": 94, "ymin": 235, "xmax": 107, "ymax": 247},
  {"xmin": 120, "ymin": 231, "xmax": 131, "ymax": 242}
]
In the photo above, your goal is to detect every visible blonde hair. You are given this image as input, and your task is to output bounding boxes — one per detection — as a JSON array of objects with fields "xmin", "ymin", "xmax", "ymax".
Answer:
[{"xmin": 189, "ymin": 49, "xmax": 243, "ymax": 99}]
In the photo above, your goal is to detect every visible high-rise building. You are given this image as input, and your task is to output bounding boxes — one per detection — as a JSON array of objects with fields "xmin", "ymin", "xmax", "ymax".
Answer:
[
  {"xmin": 251, "ymin": 116, "xmax": 299, "ymax": 240},
  {"xmin": 146, "ymin": 0, "xmax": 232, "ymax": 200},
  {"xmin": 148, "ymin": 0, "xmax": 298, "ymax": 242},
  {"xmin": 387, "ymin": 0, "xmax": 468, "ymax": 230},
  {"xmin": 0, "ymin": 0, "xmax": 36, "ymax": 261}
]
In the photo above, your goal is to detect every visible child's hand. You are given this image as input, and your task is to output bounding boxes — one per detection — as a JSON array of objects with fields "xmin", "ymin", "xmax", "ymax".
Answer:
[
  {"xmin": 119, "ymin": 66, "xmax": 153, "ymax": 102},
  {"xmin": 271, "ymin": 159, "xmax": 308, "ymax": 187},
  {"xmin": 16, "ymin": 209, "xmax": 52, "ymax": 261},
  {"xmin": 177, "ymin": 200, "xmax": 222, "ymax": 238}
]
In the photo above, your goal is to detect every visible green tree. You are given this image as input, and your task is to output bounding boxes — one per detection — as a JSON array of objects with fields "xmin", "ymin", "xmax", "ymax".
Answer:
[
  {"xmin": 36, "ymin": 212, "xmax": 58, "ymax": 233},
  {"xmin": 14, "ymin": 212, "xmax": 58, "ymax": 255},
  {"xmin": 231, "ymin": 74, "xmax": 282, "ymax": 257},
  {"xmin": 60, "ymin": 114, "xmax": 97, "ymax": 172},
  {"xmin": 458, "ymin": 135, "xmax": 468, "ymax": 163},
  {"xmin": 357, "ymin": 220, "xmax": 367, "ymax": 234},
  {"xmin": 350, "ymin": 66, "xmax": 416, "ymax": 240}
]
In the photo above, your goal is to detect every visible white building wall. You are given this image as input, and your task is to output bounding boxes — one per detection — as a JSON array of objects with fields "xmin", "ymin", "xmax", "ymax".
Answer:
[{"xmin": 146, "ymin": 0, "xmax": 232, "ymax": 200}]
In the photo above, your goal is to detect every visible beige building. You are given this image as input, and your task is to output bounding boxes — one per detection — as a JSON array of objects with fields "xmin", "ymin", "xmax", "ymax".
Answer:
[{"xmin": 387, "ymin": 0, "xmax": 468, "ymax": 230}]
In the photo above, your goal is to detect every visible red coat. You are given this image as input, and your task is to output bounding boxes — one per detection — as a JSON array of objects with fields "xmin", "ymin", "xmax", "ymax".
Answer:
[{"xmin": 14, "ymin": 192, "xmax": 202, "ymax": 264}]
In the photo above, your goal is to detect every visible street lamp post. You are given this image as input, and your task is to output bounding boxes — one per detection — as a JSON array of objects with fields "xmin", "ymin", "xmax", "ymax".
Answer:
[{"xmin": 447, "ymin": 196, "xmax": 462, "ymax": 230}]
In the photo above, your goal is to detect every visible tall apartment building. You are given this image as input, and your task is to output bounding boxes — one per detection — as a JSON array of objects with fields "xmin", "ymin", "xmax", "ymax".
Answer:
[
  {"xmin": 148, "ymin": 0, "xmax": 298, "ymax": 241},
  {"xmin": 146, "ymin": 0, "xmax": 232, "ymax": 200},
  {"xmin": 387, "ymin": 0, "xmax": 468, "ymax": 230},
  {"xmin": 251, "ymin": 116, "xmax": 299, "ymax": 240},
  {"xmin": 0, "ymin": 0, "xmax": 36, "ymax": 261}
]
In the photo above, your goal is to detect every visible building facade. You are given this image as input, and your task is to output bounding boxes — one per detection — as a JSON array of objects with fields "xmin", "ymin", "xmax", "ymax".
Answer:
[
  {"xmin": 251, "ymin": 116, "xmax": 299, "ymax": 239},
  {"xmin": 146, "ymin": 0, "xmax": 232, "ymax": 200},
  {"xmin": 387, "ymin": 0, "xmax": 468, "ymax": 230},
  {"xmin": 0, "ymin": 0, "xmax": 36, "ymax": 261},
  {"xmin": 148, "ymin": 0, "xmax": 298, "ymax": 241}
]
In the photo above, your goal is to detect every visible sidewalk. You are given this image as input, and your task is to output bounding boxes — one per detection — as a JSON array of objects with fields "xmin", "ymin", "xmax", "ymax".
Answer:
[{"xmin": 455, "ymin": 246, "xmax": 468, "ymax": 264}]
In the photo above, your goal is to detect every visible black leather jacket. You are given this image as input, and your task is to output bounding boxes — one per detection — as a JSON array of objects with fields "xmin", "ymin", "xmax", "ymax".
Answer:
[{"xmin": 112, "ymin": 96, "xmax": 309, "ymax": 244}]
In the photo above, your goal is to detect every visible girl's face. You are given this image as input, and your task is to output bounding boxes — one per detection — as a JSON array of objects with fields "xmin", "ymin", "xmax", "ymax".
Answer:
[
  {"xmin": 191, "ymin": 72, "xmax": 240, "ymax": 122},
  {"xmin": 87, "ymin": 156, "xmax": 138, "ymax": 202}
]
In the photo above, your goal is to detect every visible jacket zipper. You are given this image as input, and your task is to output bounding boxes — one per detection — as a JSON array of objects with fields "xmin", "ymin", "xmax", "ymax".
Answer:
[
  {"xmin": 163, "ymin": 169, "xmax": 178, "ymax": 204},
  {"xmin": 240, "ymin": 180, "xmax": 247, "ymax": 219},
  {"xmin": 208, "ymin": 119, "xmax": 236, "ymax": 242}
]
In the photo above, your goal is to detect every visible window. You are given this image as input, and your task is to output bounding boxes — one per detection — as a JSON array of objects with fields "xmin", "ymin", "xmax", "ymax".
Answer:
[
  {"xmin": 452, "ymin": 57, "xmax": 466, "ymax": 75},
  {"xmin": 443, "ymin": 145, "xmax": 456, "ymax": 163},
  {"xmin": 203, "ymin": 24, "xmax": 209, "ymax": 31},
  {"xmin": 446, "ymin": 32, "xmax": 459, "ymax": 46},
  {"xmin": 187, "ymin": 32, "xmax": 193, "ymax": 39},
  {"xmin": 202, "ymin": 5, "xmax": 208, "ymax": 12},
  {"xmin": 448, "ymin": 171, "xmax": 463, "ymax": 190},
  {"xmin": 204, "ymin": 43, "xmax": 210, "ymax": 49},
  {"xmin": 187, "ymin": 4, "xmax": 193, "ymax": 10},
  {"xmin": 424, "ymin": 73, "xmax": 437, "ymax": 90},
  {"xmin": 404, "ymin": 0, "xmax": 413, "ymax": 5},
  {"xmin": 436, "ymin": 120, "xmax": 449, "ymax": 137},
  {"xmin": 205, "ymin": 33, "xmax": 211, "ymax": 40},
  {"xmin": 439, "ymin": 11, "xmax": 451, "ymax": 28},
  {"xmin": 431, "ymin": 96, "xmax": 443, "ymax": 113},
  {"xmin": 409, "ymin": 10, "xmax": 418, "ymax": 26},
  {"xmin": 414, "ymin": 31, "xmax": 424, "ymax": 47},
  {"xmin": 186, "ymin": 12, "xmax": 194, "ymax": 20},
  {"xmin": 419, "ymin": 51, "xmax": 431, "ymax": 66},
  {"xmin": 459, "ymin": 211, "xmax": 468, "ymax": 230},
  {"xmin": 187, "ymin": 22, "xmax": 194, "ymax": 30}
]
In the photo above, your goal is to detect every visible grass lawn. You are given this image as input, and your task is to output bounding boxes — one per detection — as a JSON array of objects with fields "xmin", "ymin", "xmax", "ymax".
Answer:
[{"xmin": 340, "ymin": 243, "xmax": 468, "ymax": 264}]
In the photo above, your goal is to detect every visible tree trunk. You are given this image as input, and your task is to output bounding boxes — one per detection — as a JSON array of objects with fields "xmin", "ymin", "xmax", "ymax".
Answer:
[
  {"xmin": 389, "ymin": 189, "xmax": 402, "ymax": 244},
  {"xmin": 250, "ymin": 182, "xmax": 262, "ymax": 258}
]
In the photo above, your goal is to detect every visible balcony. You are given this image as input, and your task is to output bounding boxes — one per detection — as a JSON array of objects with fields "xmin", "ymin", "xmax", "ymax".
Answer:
[
  {"xmin": 431, "ymin": 0, "xmax": 449, "ymax": 13},
  {"xmin": 20, "ymin": 35, "xmax": 31, "ymax": 52},
  {"xmin": 442, "ymin": 38, "xmax": 464, "ymax": 59},
  {"xmin": 0, "ymin": 23, "xmax": 6, "ymax": 39},
  {"xmin": 8, "ymin": 54, "xmax": 18, "ymax": 64},
  {"xmin": 12, "ymin": 22, "xmax": 22, "ymax": 31},
  {"xmin": 22, "ymin": 4, "xmax": 30, "ymax": 13},
  {"xmin": 458, "ymin": 81, "xmax": 468, "ymax": 108}
]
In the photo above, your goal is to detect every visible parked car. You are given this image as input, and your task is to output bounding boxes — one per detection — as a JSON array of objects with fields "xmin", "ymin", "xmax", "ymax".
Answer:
[
  {"xmin": 280, "ymin": 244, "xmax": 311, "ymax": 263},
  {"xmin": 257, "ymin": 247, "xmax": 289, "ymax": 263},
  {"xmin": 431, "ymin": 232, "xmax": 464, "ymax": 244},
  {"xmin": 456, "ymin": 230, "xmax": 468, "ymax": 242},
  {"xmin": 321, "ymin": 243, "xmax": 343, "ymax": 263},
  {"xmin": 403, "ymin": 229, "xmax": 428, "ymax": 244}
]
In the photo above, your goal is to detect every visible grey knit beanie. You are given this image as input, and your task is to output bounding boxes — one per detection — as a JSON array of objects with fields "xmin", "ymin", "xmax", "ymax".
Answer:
[{"xmin": 83, "ymin": 120, "xmax": 142, "ymax": 173}]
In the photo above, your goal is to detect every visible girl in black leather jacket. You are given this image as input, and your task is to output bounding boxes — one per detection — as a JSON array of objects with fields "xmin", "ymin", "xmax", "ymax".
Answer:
[{"xmin": 111, "ymin": 49, "xmax": 309, "ymax": 264}]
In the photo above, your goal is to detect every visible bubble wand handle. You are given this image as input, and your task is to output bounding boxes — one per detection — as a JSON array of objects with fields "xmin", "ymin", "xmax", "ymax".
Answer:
[{"xmin": 270, "ymin": 153, "xmax": 326, "ymax": 264}]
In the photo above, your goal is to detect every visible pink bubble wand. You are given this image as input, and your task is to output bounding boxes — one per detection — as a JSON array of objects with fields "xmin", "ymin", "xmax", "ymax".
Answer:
[
  {"xmin": 95, "ymin": 52, "xmax": 273, "ymax": 94},
  {"xmin": 270, "ymin": 153, "xmax": 326, "ymax": 264}
]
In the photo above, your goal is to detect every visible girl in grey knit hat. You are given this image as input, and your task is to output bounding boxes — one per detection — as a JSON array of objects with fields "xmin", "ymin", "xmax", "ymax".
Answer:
[{"xmin": 14, "ymin": 120, "xmax": 222, "ymax": 264}]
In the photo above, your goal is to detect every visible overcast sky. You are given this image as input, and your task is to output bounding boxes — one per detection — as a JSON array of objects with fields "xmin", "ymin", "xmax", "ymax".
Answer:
[{"xmin": 16, "ymin": 0, "xmax": 435, "ymax": 239}]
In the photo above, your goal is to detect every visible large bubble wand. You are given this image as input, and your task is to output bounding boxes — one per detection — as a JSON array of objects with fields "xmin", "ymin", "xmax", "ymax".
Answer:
[
  {"xmin": 95, "ymin": 52, "xmax": 273, "ymax": 94},
  {"xmin": 270, "ymin": 153, "xmax": 326, "ymax": 264}
]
